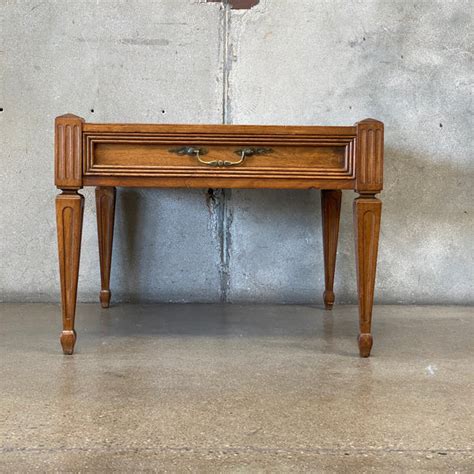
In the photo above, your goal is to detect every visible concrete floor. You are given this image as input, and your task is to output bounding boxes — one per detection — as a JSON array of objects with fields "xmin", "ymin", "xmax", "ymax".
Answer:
[{"xmin": 0, "ymin": 304, "xmax": 472, "ymax": 472}]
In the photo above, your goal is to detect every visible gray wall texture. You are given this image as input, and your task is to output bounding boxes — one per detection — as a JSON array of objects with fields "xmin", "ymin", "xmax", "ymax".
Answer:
[{"xmin": 1, "ymin": 0, "xmax": 473, "ymax": 304}]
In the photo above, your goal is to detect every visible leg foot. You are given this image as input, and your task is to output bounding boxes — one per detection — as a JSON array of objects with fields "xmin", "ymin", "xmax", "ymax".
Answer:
[
  {"xmin": 323, "ymin": 290, "xmax": 335, "ymax": 310},
  {"xmin": 321, "ymin": 190, "xmax": 342, "ymax": 310},
  {"xmin": 96, "ymin": 187, "xmax": 116, "ymax": 309},
  {"xmin": 358, "ymin": 333, "xmax": 373, "ymax": 357},
  {"xmin": 60, "ymin": 330, "xmax": 77, "ymax": 355},
  {"xmin": 100, "ymin": 289, "xmax": 111, "ymax": 308}
]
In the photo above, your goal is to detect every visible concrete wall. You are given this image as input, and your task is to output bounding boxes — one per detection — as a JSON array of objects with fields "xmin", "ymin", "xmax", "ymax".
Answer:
[{"xmin": 1, "ymin": 0, "xmax": 472, "ymax": 304}]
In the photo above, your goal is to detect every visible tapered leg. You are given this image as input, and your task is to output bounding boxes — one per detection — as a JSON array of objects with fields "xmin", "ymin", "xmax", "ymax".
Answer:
[
  {"xmin": 321, "ymin": 190, "xmax": 342, "ymax": 309},
  {"xmin": 95, "ymin": 186, "xmax": 116, "ymax": 308},
  {"xmin": 56, "ymin": 191, "xmax": 84, "ymax": 355},
  {"xmin": 353, "ymin": 194, "xmax": 381, "ymax": 357}
]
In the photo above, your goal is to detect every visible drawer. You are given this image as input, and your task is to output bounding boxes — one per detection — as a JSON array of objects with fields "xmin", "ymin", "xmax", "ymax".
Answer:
[{"xmin": 83, "ymin": 124, "xmax": 356, "ymax": 181}]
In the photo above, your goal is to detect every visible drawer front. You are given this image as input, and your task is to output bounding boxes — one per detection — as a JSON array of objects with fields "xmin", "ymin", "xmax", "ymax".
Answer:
[{"xmin": 84, "ymin": 131, "xmax": 355, "ymax": 180}]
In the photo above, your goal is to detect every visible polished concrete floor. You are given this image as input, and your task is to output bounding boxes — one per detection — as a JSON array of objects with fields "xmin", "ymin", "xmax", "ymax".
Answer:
[{"xmin": 0, "ymin": 303, "xmax": 472, "ymax": 472}]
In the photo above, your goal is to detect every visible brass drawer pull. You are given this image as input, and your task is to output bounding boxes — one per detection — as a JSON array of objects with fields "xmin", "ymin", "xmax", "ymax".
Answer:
[
  {"xmin": 235, "ymin": 147, "xmax": 273, "ymax": 158},
  {"xmin": 169, "ymin": 146, "xmax": 272, "ymax": 167},
  {"xmin": 169, "ymin": 146, "xmax": 208, "ymax": 157}
]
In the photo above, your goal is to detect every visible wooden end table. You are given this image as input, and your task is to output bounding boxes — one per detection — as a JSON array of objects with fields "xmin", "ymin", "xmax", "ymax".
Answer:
[{"xmin": 55, "ymin": 114, "xmax": 383, "ymax": 357}]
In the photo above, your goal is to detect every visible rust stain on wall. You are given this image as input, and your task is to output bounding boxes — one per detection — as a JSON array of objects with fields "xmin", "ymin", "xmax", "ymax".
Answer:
[{"xmin": 207, "ymin": 0, "xmax": 259, "ymax": 10}]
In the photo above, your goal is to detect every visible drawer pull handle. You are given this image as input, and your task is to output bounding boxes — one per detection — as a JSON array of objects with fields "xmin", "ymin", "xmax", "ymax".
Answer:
[{"xmin": 169, "ymin": 146, "xmax": 272, "ymax": 167}]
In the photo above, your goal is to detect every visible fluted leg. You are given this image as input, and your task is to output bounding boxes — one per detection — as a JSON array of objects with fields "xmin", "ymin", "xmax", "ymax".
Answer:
[
  {"xmin": 353, "ymin": 194, "xmax": 381, "ymax": 357},
  {"xmin": 95, "ymin": 186, "xmax": 116, "ymax": 308},
  {"xmin": 56, "ymin": 191, "xmax": 84, "ymax": 355},
  {"xmin": 321, "ymin": 190, "xmax": 342, "ymax": 309}
]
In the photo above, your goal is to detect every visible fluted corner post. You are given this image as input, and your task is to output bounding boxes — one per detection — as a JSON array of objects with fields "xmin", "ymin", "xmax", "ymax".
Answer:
[
  {"xmin": 354, "ymin": 118, "xmax": 384, "ymax": 357},
  {"xmin": 55, "ymin": 114, "xmax": 85, "ymax": 355},
  {"xmin": 321, "ymin": 190, "xmax": 342, "ymax": 310},
  {"xmin": 95, "ymin": 186, "xmax": 116, "ymax": 308}
]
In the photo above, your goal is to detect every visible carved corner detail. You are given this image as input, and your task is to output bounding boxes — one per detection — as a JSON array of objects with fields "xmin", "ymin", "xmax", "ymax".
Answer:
[
  {"xmin": 55, "ymin": 115, "xmax": 85, "ymax": 189},
  {"xmin": 355, "ymin": 119, "xmax": 384, "ymax": 193}
]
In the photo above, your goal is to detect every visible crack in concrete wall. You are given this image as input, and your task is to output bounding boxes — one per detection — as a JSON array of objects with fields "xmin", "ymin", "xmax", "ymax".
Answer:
[
  {"xmin": 205, "ymin": 188, "xmax": 232, "ymax": 302},
  {"xmin": 215, "ymin": 2, "xmax": 233, "ymax": 302}
]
